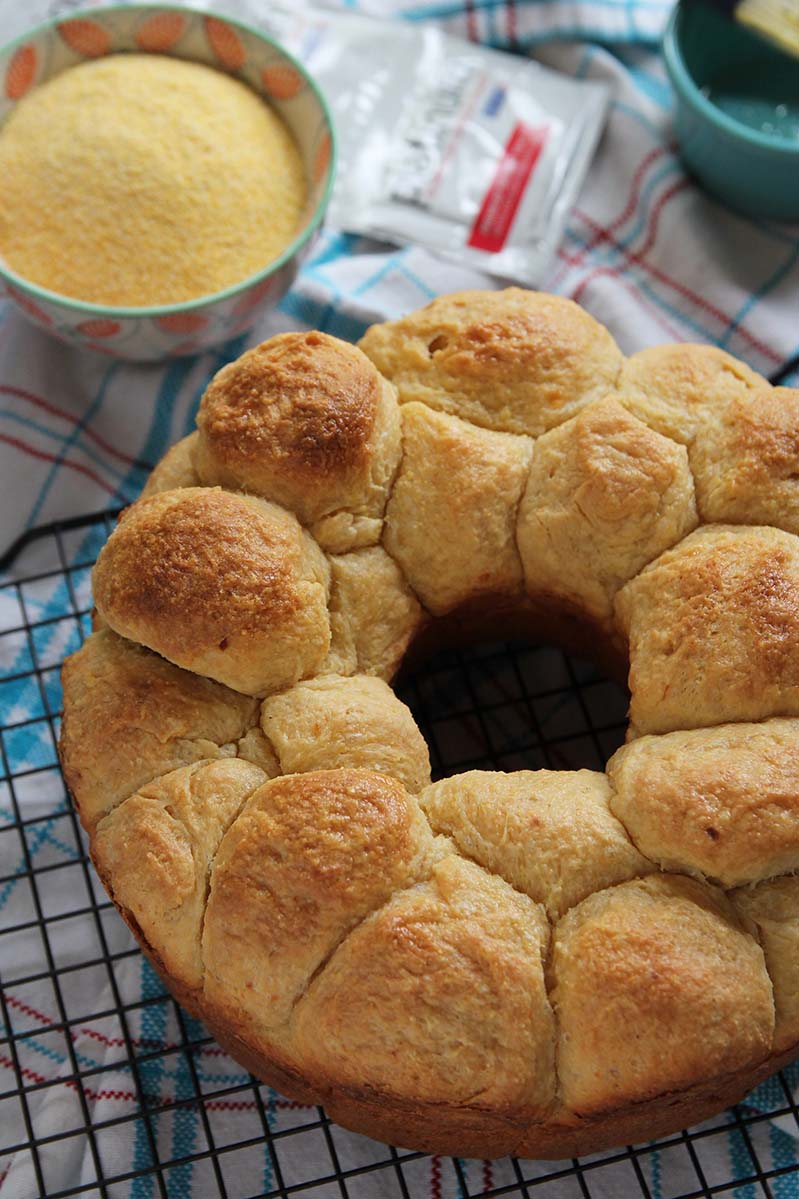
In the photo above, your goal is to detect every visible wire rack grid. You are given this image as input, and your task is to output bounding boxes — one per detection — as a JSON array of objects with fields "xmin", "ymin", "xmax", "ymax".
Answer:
[{"xmin": 2, "ymin": 509, "xmax": 799, "ymax": 1199}]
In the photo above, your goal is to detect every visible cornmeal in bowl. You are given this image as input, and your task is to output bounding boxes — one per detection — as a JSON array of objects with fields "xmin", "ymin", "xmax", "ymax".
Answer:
[{"xmin": 0, "ymin": 53, "xmax": 306, "ymax": 306}]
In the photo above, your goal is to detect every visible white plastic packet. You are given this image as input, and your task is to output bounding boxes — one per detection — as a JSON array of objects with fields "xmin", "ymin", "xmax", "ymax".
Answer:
[{"xmin": 257, "ymin": 3, "xmax": 611, "ymax": 286}]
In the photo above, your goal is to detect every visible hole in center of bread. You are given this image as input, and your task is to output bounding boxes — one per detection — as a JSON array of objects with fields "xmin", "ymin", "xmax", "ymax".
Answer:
[{"xmin": 395, "ymin": 627, "xmax": 630, "ymax": 781}]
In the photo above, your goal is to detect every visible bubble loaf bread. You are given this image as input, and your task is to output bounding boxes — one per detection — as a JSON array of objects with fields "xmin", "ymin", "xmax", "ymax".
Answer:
[{"xmin": 60, "ymin": 292, "xmax": 799, "ymax": 1159}]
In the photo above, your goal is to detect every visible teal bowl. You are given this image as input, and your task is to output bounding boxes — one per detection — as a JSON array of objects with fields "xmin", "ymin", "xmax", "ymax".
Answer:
[{"xmin": 663, "ymin": 0, "xmax": 799, "ymax": 220}]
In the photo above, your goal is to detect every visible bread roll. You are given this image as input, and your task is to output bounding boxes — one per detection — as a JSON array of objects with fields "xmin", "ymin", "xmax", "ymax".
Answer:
[
  {"xmin": 196, "ymin": 331, "xmax": 401, "ymax": 552},
  {"xmin": 616, "ymin": 525, "xmax": 799, "ymax": 734},
  {"xmin": 617, "ymin": 342, "xmax": 767, "ymax": 444},
  {"xmin": 92, "ymin": 487, "xmax": 330, "ymax": 696},
  {"xmin": 360, "ymin": 288, "xmax": 622, "ymax": 436},
  {"xmin": 517, "ymin": 397, "xmax": 697, "ymax": 625},
  {"xmin": 609, "ymin": 719, "xmax": 799, "ymax": 886},
  {"xmin": 420, "ymin": 769, "xmax": 650, "ymax": 918},
  {"xmin": 384, "ymin": 402, "xmax": 532, "ymax": 614},
  {"xmin": 552, "ymin": 875, "xmax": 774, "ymax": 1113},
  {"xmin": 261, "ymin": 673, "xmax": 430, "ymax": 793},
  {"xmin": 60, "ymin": 627, "xmax": 271, "ymax": 830}
]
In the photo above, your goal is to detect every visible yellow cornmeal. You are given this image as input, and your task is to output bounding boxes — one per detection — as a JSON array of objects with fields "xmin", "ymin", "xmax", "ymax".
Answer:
[{"xmin": 0, "ymin": 54, "xmax": 307, "ymax": 306}]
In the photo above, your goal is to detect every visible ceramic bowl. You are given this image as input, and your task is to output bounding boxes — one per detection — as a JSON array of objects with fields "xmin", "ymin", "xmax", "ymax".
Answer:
[
  {"xmin": 663, "ymin": 0, "xmax": 799, "ymax": 221},
  {"xmin": 0, "ymin": 4, "xmax": 335, "ymax": 360}
]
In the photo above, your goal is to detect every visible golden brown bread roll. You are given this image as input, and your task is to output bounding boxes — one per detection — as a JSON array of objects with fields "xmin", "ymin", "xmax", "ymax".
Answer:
[
  {"xmin": 608, "ymin": 719, "xmax": 799, "ymax": 886},
  {"xmin": 59, "ymin": 627, "xmax": 273, "ymax": 830},
  {"xmin": 60, "ymin": 288, "xmax": 799, "ymax": 1161},
  {"xmin": 260, "ymin": 673, "xmax": 430, "ymax": 793},
  {"xmin": 93, "ymin": 758, "xmax": 267, "ymax": 991},
  {"xmin": 690, "ymin": 386, "xmax": 799, "ymax": 534},
  {"xmin": 517, "ymin": 397, "xmax": 697, "ymax": 625},
  {"xmin": 92, "ymin": 487, "xmax": 330, "ymax": 696},
  {"xmin": 195, "ymin": 332, "xmax": 401, "ymax": 552},
  {"xmin": 291, "ymin": 854, "xmax": 556, "ymax": 1111},
  {"xmin": 420, "ymin": 769, "xmax": 650, "ymax": 918},
  {"xmin": 323, "ymin": 545, "xmax": 425, "ymax": 679},
  {"xmin": 616, "ymin": 525, "xmax": 799, "ymax": 735},
  {"xmin": 552, "ymin": 875, "xmax": 774, "ymax": 1114},
  {"xmin": 202, "ymin": 769, "xmax": 435, "ymax": 1042},
  {"xmin": 384, "ymin": 402, "xmax": 532, "ymax": 614},
  {"xmin": 616, "ymin": 341, "xmax": 768, "ymax": 444},
  {"xmin": 359, "ymin": 288, "xmax": 622, "ymax": 436}
]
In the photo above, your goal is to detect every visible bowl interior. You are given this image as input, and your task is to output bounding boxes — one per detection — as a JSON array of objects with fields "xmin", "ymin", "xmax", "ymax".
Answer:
[
  {"xmin": 673, "ymin": 0, "xmax": 799, "ymax": 143},
  {"xmin": 0, "ymin": 4, "xmax": 334, "ymax": 315}
]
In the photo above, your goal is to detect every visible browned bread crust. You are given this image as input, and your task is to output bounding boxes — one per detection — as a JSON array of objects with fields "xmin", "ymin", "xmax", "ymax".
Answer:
[
  {"xmin": 195, "ymin": 331, "xmax": 401, "ymax": 552},
  {"xmin": 62, "ymin": 290, "xmax": 799, "ymax": 1160},
  {"xmin": 358, "ymin": 288, "xmax": 623, "ymax": 436},
  {"xmin": 92, "ymin": 487, "xmax": 330, "ymax": 695}
]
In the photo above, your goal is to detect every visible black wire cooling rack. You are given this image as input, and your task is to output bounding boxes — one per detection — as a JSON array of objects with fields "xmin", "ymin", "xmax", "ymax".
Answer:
[{"xmin": 2, "ymin": 509, "xmax": 799, "ymax": 1199}]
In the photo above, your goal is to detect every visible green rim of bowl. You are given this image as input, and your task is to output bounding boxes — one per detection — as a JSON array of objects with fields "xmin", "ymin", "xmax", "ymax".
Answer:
[
  {"xmin": 0, "ymin": 2, "xmax": 338, "ymax": 318},
  {"xmin": 663, "ymin": 3, "xmax": 799, "ymax": 157}
]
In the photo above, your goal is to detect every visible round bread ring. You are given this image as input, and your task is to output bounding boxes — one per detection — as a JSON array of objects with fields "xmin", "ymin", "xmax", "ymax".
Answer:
[{"xmin": 61, "ymin": 289, "xmax": 799, "ymax": 1160}]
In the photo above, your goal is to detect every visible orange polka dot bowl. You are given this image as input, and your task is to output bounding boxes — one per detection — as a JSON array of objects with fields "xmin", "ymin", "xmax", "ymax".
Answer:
[{"xmin": 0, "ymin": 5, "xmax": 335, "ymax": 361}]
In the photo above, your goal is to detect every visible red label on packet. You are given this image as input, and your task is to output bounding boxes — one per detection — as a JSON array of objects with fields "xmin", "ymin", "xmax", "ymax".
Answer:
[{"xmin": 467, "ymin": 123, "xmax": 548, "ymax": 253}]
